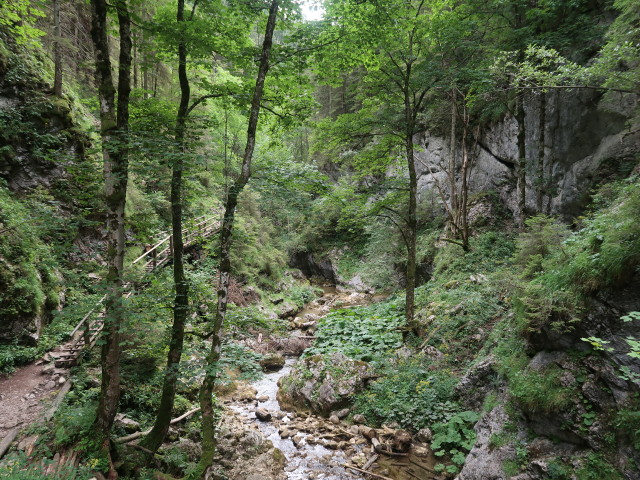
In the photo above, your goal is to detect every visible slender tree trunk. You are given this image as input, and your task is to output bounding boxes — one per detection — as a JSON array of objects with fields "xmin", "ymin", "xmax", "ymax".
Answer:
[
  {"xmin": 193, "ymin": 2, "xmax": 279, "ymax": 477},
  {"xmin": 89, "ymin": 0, "xmax": 131, "ymax": 477},
  {"xmin": 140, "ymin": 0, "xmax": 191, "ymax": 453},
  {"xmin": 53, "ymin": 0, "xmax": 63, "ymax": 96},
  {"xmin": 516, "ymin": 93, "xmax": 526, "ymax": 230},
  {"xmin": 459, "ymin": 108, "xmax": 471, "ymax": 252},
  {"xmin": 404, "ymin": 87, "xmax": 417, "ymax": 335},
  {"xmin": 449, "ymin": 89, "xmax": 457, "ymax": 217},
  {"xmin": 536, "ymin": 91, "xmax": 546, "ymax": 213}
]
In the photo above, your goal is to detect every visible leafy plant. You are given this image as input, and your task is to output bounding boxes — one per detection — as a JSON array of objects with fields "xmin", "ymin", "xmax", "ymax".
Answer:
[
  {"xmin": 352, "ymin": 359, "xmax": 459, "ymax": 430},
  {"xmin": 304, "ymin": 301, "xmax": 405, "ymax": 361},
  {"xmin": 0, "ymin": 452, "xmax": 94, "ymax": 480},
  {"xmin": 432, "ymin": 411, "xmax": 480, "ymax": 474}
]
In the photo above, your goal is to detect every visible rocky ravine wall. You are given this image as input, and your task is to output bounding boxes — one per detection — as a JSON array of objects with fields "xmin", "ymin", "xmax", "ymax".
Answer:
[
  {"xmin": 415, "ymin": 89, "xmax": 639, "ymax": 219},
  {"xmin": 0, "ymin": 37, "xmax": 101, "ymax": 344}
]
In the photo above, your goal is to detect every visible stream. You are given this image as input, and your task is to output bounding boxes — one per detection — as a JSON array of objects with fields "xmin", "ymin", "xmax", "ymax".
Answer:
[{"xmin": 226, "ymin": 286, "xmax": 440, "ymax": 480}]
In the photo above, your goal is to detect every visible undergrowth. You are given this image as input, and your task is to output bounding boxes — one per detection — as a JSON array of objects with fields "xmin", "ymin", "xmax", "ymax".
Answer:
[{"xmin": 304, "ymin": 300, "xmax": 405, "ymax": 361}]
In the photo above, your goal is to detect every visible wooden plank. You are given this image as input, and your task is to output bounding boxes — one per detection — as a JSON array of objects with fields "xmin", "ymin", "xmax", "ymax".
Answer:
[
  {"xmin": 343, "ymin": 464, "xmax": 393, "ymax": 480},
  {"xmin": 44, "ymin": 380, "xmax": 73, "ymax": 421},
  {"xmin": 0, "ymin": 426, "xmax": 21, "ymax": 460}
]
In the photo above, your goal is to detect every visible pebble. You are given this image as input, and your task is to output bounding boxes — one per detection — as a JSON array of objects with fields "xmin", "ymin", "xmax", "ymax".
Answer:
[
  {"xmin": 58, "ymin": 377, "xmax": 66, "ymax": 385},
  {"xmin": 352, "ymin": 414, "xmax": 366, "ymax": 424}
]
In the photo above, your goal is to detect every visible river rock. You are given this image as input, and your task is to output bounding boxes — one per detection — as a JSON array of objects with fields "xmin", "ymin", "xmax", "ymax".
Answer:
[
  {"xmin": 256, "ymin": 408, "xmax": 272, "ymax": 422},
  {"xmin": 277, "ymin": 352, "xmax": 374, "ymax": 416},
  {"xmin": 416, "ymin": 427, "xmax": 433, "ymax": 443},
  {"xmin": 352, "ymin": 414, "xmax": 366, "ymax": 424},
  {"xmin": 260, "ymin": 353, "xmax": 286, "ymax": 372},
  {"xmin": 233, "ymin": 384, "xmax": 258, "ymax": 402},
  {"xmin": 329, "ymin": 415, "xmax": 340, "ymax": 424},
  {"xmin": 392, "ymin": 429, "xmax": 412, "ymax": 453},
  {"xmin": 333, "ymin": 408, "xmax": 350, "ymax": 419},
  {"xmin": 115, "ymin": 414, "xmax": 140, "ymax": 433}
]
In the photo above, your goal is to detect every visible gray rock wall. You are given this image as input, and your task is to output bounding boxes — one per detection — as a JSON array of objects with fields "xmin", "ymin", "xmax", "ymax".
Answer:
[{"xmin": 415, "ymin": 90, "xmax": 639, "ymax": 220}]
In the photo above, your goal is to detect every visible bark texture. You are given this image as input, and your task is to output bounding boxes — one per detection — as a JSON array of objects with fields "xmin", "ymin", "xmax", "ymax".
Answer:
[
  {"xmin": 193, "ymin": 1, "xmax": 279, "ymax": 477},
  {"xmin": 89, "ymin": 0, "xmax": 131, "ymax": 476},
  {"xmin": 140, "ymin": 0, "xmax": 191, "ymax": 453}
]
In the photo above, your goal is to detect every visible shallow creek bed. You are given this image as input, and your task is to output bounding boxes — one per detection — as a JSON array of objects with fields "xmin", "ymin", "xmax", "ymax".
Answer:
[{"xmin": 222, "ymin": 287, "xmax": 443, "ymax": 480}]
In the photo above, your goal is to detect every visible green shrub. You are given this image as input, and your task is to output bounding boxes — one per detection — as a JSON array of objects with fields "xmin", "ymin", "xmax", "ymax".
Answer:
[
  {"xmin": 352, "ymin": 357, "xmax": 459, "ymax": 430},
  {"xmin": 304, "ymin": 301, "xmax": 405, "ymax": 361},
  {"xmin": 508, "ymin": 365, "xmax": 573, "ymax": 414},
  {"xmin": 0, "ymin": 452, "xmax": 94, "ymax": 480},
  {"xmin": 432, "ymin": 410, "xmax": 480, "ymax": 474},
  {"xmin": 575, "ymin": 452, "xmax": 623, "ymax": 480},
  {"xmin": 615, "ymin": 407, "xmax": 640, "ymax": 450}
]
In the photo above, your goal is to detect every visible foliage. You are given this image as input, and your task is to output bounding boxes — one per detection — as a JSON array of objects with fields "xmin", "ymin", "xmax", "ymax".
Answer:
[
  {"xmin": 431, "ymin": 410, "xmax": 480, "ymax": 474},
  {"xmin": 352, "ymin": 357, "xmax": 460, "ymax": 431},
  {"xmin": 218, "ymin": 341, "xmax": 264, "ymax": 383},
  {"xmin": 575, "ymin": 452, "xmax": 624, "ymax": 480},
  {"xmin": 413, "ymin": 232, "xmax": 514, "ymax": 366},
  {"xmin": 513, "ymin": 215, "xmax": 569, "ymax": 278},
  {"xmin": 304, "ymin": 301, "xmax": 405, "ymax": 361},
  {"xmin": 0, "ymin": 1, "xmax": 45, "ymax": 46},
  {"xmin": 615, "ymin": 406, "xmax": 640, "ymax": 450},
  {"xmin": 230, "ymin": 189, "xmax": 287, "ymax": 286},
  {"xmin": 0, "ymin": 183, "xmax": 61, "ymax": 328},
  {"xmin": 0, "ymin": 452, "xmax": 94, "ymax": 480},
  {"xmin": 545, "ymin": 177, "xmax": 640, "ymax": 294},
  {"xmin": 507, "ymin": 365, "xmax": 573, "ymax": 414}
]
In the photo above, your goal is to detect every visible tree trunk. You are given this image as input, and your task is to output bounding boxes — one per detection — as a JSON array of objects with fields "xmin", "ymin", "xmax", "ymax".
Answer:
[
  {"xmin": 459, "ymin": 109, "xmax": 471, "ymax": 252},
  {"xmin": 140, "ymin": 0, "xmax": 191, "ymax": 453},
  {"xmin": 53, "ymin": 0, "xmax": 63, "ymax": 96},
  {"xmin": 89, "ymin": 0, "xmax": 131, "ymax": 476},
  {"xmin": 404, "ymin": 87, "xmax": 417, "ymax": 335},
  {"xmin": 536, "ymin": 91, "xmax": 546, "ymax": 213},
  {"xmin": 449, "ymin": 89, "xmax": 457, "ymax": 218},
  {"xmin": 516, "ymin": 93, "xmax": 526, "ymax": 230},
  {"xmin": 193, "ymin": 1, "xmax": 279, "ymax": 477}
]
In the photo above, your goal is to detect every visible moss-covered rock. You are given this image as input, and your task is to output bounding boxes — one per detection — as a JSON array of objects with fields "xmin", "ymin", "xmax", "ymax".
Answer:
[{"xmin": 277, "ymin": 352, "xmax": 374, "ymax": 416}]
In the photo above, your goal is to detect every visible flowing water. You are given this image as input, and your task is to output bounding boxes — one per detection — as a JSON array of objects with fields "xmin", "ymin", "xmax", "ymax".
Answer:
[{"xmin": 228, "ymin": 286, "xmax": 440, "ymax": 480}]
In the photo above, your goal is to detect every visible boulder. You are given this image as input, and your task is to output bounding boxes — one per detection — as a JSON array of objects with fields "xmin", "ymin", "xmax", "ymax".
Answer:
[
  {"xmin": 352, "ymin": 414, "xmax": 366, "ymax": 424},
  {"xmin": 277, "ymin": 352, "xmax": 375, "ymax": 416},
  {"xmin": 392, "ymin": 429, "xmax": 412, "ymax": 453},
  {"xmin": 260, "ymin": 353, "xmax": 286, "ymax": 372},
  {"xmin": 115, "ymin": 414, "xmax": 140, "ymax": 433},
  {"xmin": 255, "ymin": 408, "xmax": 272, "ymax": 422}
]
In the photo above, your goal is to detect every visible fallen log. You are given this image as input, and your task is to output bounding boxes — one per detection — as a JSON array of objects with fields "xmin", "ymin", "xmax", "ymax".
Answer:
[
  {"xmin": 115, "ymin": 407, "xmax": 201, "ymax": 443},
  {"xmin": 343, "ymin": 464, "xmax": 393, "ymax": 480},
  {"xmin": 45, "ymin": 380, "xmax": 73, "ymax": 421},
  {"xmin": 0, "ymin": 426, "xmax": 21, "ymax": 460},
  {"xmin": 362, "ymin": 453, "xmax": 379, "ymax": 471},
  {"xmin": 371, "ymin": 437, "xmax": 408, "ymax": 457}
]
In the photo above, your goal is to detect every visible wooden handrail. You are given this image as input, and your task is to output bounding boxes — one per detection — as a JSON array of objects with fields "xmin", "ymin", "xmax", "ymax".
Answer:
[{"xmin": 132, "ymin": 214, "xmax": 220, "ymax": 265}]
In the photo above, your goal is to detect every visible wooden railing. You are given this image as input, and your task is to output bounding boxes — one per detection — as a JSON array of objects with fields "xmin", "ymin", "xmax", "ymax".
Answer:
[
  {"xmin": 53, "ymin": 212, "xmax": 221, "ymax": 368},
  {"xmin": 131, "ymin": 214, "xmax": 221, "ymax": 271}
]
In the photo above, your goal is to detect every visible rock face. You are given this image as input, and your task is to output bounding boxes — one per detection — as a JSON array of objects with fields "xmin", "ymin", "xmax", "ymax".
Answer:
[
  {"xmin": 288, "ymin": 251, "xmax": 337, "ymax": 283},
  {"xmin": 260, "ymin": 353, "xmax": 286, "ymax": 372},
  {"xmin": 457, "ymin": 400, "xmax": 525, "ymax": 480},
  {"xmin": 415, "ymin": 90, "xmax": 639, "ymax": 219},
  {"xmin": 0, "ymin": 39, "xmax": 96, "ymax": 345},
  {"xmin": 277, "ymin": 352, "xmax": 375, "ymax": 416}
]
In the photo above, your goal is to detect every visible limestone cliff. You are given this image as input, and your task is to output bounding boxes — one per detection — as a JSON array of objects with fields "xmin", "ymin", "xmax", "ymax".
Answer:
[{"xmin": 415, "ymin": 89, "xmax": 639, "ymax": 219}]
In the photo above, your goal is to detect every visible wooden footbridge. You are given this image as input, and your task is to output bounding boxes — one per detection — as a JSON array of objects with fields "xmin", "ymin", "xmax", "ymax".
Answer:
[{"xmin": 51, "ymin": 213, "xmax": 221, "ymax": 369}]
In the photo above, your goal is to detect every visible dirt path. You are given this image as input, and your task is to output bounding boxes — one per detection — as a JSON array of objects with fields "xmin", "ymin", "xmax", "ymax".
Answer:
[{"xmin": 0, "ymin": 358, "xmax": 70, "ymax": 445}]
